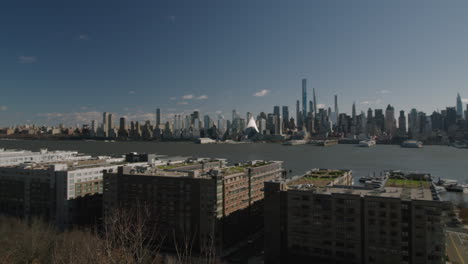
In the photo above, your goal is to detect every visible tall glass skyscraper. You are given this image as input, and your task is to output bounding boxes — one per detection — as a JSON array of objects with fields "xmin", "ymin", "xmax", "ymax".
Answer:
[
  {"xmin": 456, "ymin": 93, "xmax": 463, "ymax": 118},
  {"xmin": 302, "ymin": 78, "xmax": 307, "ymax": 117}
]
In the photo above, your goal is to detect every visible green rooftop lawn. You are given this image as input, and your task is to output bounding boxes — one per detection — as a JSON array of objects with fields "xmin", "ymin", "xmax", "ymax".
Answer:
[
  {"xmin": 222, "ymin": 166, "xmax": 246, "ymax": 174},
  {"xmin": 288, "ymin": 176, "xmax": 334, "ymax": 187},
  {"xmin": 156, "ymin": 165, "xmax": 178, "ymax": 170},
  {"xmin": 386, "ymin": 178, "xmax": 430, "ymax": 189}
]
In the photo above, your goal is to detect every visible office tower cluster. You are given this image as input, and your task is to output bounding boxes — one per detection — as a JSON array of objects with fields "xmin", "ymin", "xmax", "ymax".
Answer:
[{"xmin": 1, "ymin": 82, "xmax": 467, "ymax": 144}]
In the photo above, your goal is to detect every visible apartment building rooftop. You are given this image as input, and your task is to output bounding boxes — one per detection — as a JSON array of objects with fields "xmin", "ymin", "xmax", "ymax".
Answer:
[
  {"xmin": 313, "ymin": 186, "xmax": 435, "ymax": 201},
  {"xmin": 270, "ymin": 169, "xmax": 438, "ymax": 201},
  {"xmin": 384, "ymin": 170, "xmax": 432, "ymax": 189},
  {"xmin": 155, "ymin": 157, "xmax": 225, "ymax": 170},
  {"xmin": 1, "ymin": 157, "xmax": 128, "ymax": 171},
  {"xmin": 116, "ymin": 159, "xmax": 282, "ymax": 179},
  {"xmin": 286, "ymin": 169, "xmax": 351, "ymax": 188}
]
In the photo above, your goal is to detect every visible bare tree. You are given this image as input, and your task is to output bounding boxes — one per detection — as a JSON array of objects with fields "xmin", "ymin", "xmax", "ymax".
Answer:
[{"xmin": 101, "ymin": 204, "xmax": 165, "ymax": 264}]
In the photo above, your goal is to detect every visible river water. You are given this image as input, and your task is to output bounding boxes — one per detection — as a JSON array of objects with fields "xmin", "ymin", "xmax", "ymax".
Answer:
[{"xmin": 1, "ymin": 139, "xmax": 467, "ymax": 204}]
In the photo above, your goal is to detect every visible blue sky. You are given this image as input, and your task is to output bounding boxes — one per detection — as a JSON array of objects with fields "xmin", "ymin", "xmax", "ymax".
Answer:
[{"xmin": 1, "ymin": 0, "xmax": 468, "ymax": 126}]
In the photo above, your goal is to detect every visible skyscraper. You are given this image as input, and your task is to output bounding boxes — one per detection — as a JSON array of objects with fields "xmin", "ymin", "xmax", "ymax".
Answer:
[
  {"xmin": 246, "ymin": 112, "xmax": 252, "ymax": 122},
  {"xmin": 301, "ymin": 79, "xmax": 307, "ymax": 118},
  {"xmin": 102, "ymin": 112, "xmax": 111, "ymax": 137},
  {"xmin": 296, "ymin": 100, "xmax": 301, "ymax": 128},
  {"xmin": 232, "ymin": 109, "xmax": 239, "ymax": 122},
  {"xmin": 334, "ymin": 94, "xmax": 339, "ymax": 115},
  {"xmin": 313, "ymin": 88, "xmax": 317, "ymax": 114},
  {"xmin": 282, "ymin": 106, "xmax": 289, "ymax": 129},
  {"xmin": 273, "ymin": 106, "xmax": 280, "ymax": 116},
  {"xmin": 408, "ymin": 109, "xmax": 419, "ymax": 136},
  {"xmin": 398, "ymin": 110, "xmax": 406, "ymax": 135},
  {"xmin": 384, "ymin": 104, "xmax": 396, "ymax": 135},
  {"xmin": 119, "ymin": 117, "xmax": 126, "ymax": 131},
  {"xmin": 203, "ymin": 115, "xmax": 211, "ymax": 130},
  {"xmin": 456, "ymin": 93, "xmax": 463, "ymax": 118},
  {"xmin": 156, "ymin": 108, "xmax": 161, "ymax": 126},
  {"xmin": 108, "ymin": 113, "xmax": 113, "ymax": 137}
]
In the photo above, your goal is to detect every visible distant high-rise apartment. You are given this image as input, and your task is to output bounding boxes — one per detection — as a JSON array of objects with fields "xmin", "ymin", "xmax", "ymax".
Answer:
[
  {"xmin": 334, "ymin": 94, "xmax": 339, "ymax": 116},
  {"xmin": 296, "ymin": 100, "xmax": 302, "ymax": 128},
  {"xmin": 102, "ymin": 112, "xmax": 109, "ymax": 137},
  {"xmin": 246, "ymin": 112, "xmax": 252, "ymax": 122},
  {"xmin": 408, "ymin": 109, "xmax": 419, "ymax": 137},
  {"xmin": 465, "ymin": 104, "xmax": 468, "ymax": 125},
  {"xmin": 384, "ymin": 104, "xmax": 396, "ymax": 135},
  {"xmin": 91, "ymin": 120, "xmax": 97, "ymax": 136},
  {"xmin": 282, "ymin": 106, "xmax": 289, "ymax": 129},
  {"xmin": 352, "ymin": 102, "xmax": 357, "ymax": 125},
  {"xmin": 313, "ymin": 88, "xmax": 317, "ymax": 114},
  {"xmin": 156, "ymin": 108, "xmax": 161, "ymax": 126},
  {"xmin": 203, "ymin": 115, "xmax": 211, "ymax": 130},
  {"xmin": 274, "ymin": 106, "xmax": 280, "ymax": 116},
  {"xmin": 374, "ymin": 109, "xmax": 385, "ymax": 133},
  {"xmin": 456, "ymin": 93, "xmax": 463, "ymax": 118},
  {"xmin": 398, "ymin": 110, "xmax": 406, "ymax": 134},
  {"xmin": 302, "ymin": 79, "xmax": 307, "ymax": 118}
]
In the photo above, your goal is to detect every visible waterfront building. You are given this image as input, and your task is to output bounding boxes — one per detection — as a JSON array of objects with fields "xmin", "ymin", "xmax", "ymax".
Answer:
[
  {"xmin": 264, "ymin": 170, "xmax": 446, "ymax": 264},
  {"xmin": 245, "ymin": 117, "xmax": 260, "ymax": 139},
  {"xmin": 0, "ymin": 155, "xmax": 137, "ymax": 228},
  {"xmin": 104, "ymin": 159, "xmax": 284, "ymax": 254},
  {"xmin": 0, "ymin": 148, "xmax": 91, "ymax": 167}
]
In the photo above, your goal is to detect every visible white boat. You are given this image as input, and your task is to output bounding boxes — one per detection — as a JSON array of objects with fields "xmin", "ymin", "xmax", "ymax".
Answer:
[
  {"xmin": 283, "ymin": 140, "xmax": 307, "ymax": 146},
  {"xmin": 359, "ymin": 139, "xmax": 376, "ymax": 147},
  {"xmin": 434, "ymin": 186, "xmax": 446, "ymax": 193},
  {"xmin": 402, "ymin": 140, "xmax": 423, "ymax": 148}
]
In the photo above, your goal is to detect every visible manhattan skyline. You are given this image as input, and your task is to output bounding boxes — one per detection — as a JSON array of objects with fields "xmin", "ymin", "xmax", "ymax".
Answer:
[{"xmin": 2, "ymin": 0, "xmax": 468, "ymax": 126}]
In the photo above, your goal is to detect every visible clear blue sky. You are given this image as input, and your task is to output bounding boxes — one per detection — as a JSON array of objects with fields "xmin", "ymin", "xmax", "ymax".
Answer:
[{"xmin": 1, "ymin": 0, "xmax": 468, "ymax": 126}]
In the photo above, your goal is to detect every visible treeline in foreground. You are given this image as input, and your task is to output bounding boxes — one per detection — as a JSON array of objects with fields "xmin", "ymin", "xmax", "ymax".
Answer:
[{"xmin": 0, "ymin": 209, "xmax": 223, "ymax": 264}]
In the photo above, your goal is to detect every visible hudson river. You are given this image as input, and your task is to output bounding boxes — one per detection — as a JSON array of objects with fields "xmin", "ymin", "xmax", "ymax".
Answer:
[{"xmin": 1, "ymin": 139, "xmax": 467, "ymax": 203}]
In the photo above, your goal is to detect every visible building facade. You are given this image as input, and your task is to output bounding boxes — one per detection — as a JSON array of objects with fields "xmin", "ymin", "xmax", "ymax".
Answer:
[
  {"xmin": 264, "ymin": 170, "xmax": 446, "ymax": 264},
  {"xmin": 103, "ymin": 159, "xmax": 284, "ymax": 254}
]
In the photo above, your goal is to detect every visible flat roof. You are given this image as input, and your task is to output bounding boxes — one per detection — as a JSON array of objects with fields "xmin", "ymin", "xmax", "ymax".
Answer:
[{"xmin": 292, "ymin": 186, "xmax": 435, "ymax": 201}]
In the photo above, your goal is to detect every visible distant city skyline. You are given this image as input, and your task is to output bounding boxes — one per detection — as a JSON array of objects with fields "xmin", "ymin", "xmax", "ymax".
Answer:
[{"xmin": 2, "ymin": 0, "xmax": 468, "ymax": 126}]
